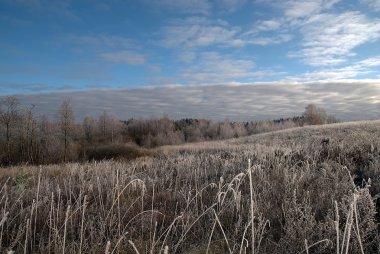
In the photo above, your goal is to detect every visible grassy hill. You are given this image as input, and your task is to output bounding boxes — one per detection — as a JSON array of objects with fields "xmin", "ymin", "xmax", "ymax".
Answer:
[{"xmin": 1, "ymin": 120, "xmax": 379, "ymax": 253}]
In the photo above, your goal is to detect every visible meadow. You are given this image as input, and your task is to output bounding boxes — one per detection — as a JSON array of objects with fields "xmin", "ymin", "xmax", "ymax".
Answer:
[{"xmin": 0, "ymin": 120, "xmax": 379, "ymax": 253}]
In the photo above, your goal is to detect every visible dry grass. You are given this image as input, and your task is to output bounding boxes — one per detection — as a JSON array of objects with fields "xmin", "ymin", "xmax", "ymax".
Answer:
[{"xmin": 0, "ymin": 120, "xmax": 379, "ymax": 253}]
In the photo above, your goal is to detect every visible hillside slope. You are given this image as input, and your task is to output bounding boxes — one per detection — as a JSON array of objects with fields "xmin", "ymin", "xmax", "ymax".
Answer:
[{"xmin": 160, "ymin": 120, "xmax": 380, "ymax": 151}]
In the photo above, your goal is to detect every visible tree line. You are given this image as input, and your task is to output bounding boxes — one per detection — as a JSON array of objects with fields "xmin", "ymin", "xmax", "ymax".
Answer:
[{"xmin": 0, "ymin": 96, "xmax": 338, "ymax": 166}]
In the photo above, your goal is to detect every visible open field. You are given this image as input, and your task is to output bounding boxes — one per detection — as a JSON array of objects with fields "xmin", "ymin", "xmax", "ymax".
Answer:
[{"xmin": 0, "ymin": 120, "xmax": 379, "ymax": 253}]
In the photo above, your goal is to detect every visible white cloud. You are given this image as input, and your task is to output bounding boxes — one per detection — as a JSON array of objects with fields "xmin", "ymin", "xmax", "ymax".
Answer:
[
  {"xmin": 285, "ymin": 56, "xmax": 380, "ymax": 81},
  {"xmin": 99, "ymin": 51, "xmax": 146, "ymax": 65},
  {"xmin": 361, "ymin": 0, "xmax": 380, "ymax": 11},
  {"xmin": 216, "ymin": 0, "xmax": 247, "ymax": 11},
  {"xmin": 161, "ymin": 16, "xmax": 292, "ymax": 49},
  {"xmin": 258, "ymin": 0, "xmax": 340, "ymax": 21},
  {"xmin": 291, "ymin": 12, "xmax": 380, "ymax": 66},
  {"xmin": 284, "ymin": 1, "xmax": 321, "ymax": 18},
  {"xmin": 69, "ymin": 35, "xmax": 135, "ymax": 49},
  {"xmin": 181, "ymin": 51, "xmax": 255, "ymax": 81},
  {"xmin": 268, "ymin": 0, "xmax": 380, "ymax": 66},
  {"xmin": 179, "ymin": 51, "xmax": 285, "ymax": 82},
  {"xmin": 160, "ymin": 17, "xmax": 243, "ymax": 48},
  {"xmin": 280, "ymin": 0, "xmax": 340, "ymax": 21},
  {"xmin": 358, "ymin": 56, "xmax": 380, "ymax": 67},
  {"xmin": 1, "ymin": 0, "xmax": 79, "ymax": 20},
  {"xmin": 255, "ymin": 19, "xmax": 282, "ymax": 31},
  {"xmin": 67, "ymin": 35, "xmax": 146, "ymax": 66},
  {"xmin": 178, "ymin": 51, "xmax": 197, "ymax": 63},
  {"xmin": 288, "ymin": 68, "xmax": 366, "ymax": 82},
  {"xmin": 148, "ymin": 65, "xmax": 162, "ymax": 73},
  {"xmin": 148, "ymin": 0, "xmax": 211, "ymax": 14},
  {"xmin": 247, "ymin": 34, "xmax": 292, "ymax": 45},
  {"xmin": 242, "ymin": 19, "xmax": 292, "ymax": 45},
  {"xmin": 147, "ymin": 0, "xmax": 246, "ymax": 14}
]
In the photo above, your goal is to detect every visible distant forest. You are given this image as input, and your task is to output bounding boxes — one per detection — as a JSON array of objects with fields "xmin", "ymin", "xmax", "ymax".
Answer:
[{"xmin": 0, "ymin": 96, "xmax": 338, "ymax": 165}]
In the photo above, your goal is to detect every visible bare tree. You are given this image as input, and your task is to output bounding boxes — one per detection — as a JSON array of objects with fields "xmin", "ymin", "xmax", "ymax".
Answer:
[
  {"xmin": 98, "ymin": 111, "xmax": 110, "ymax": 141},
  {"xmin": 219, "ymin": 118, "xmax": 235, "ymax": 139},
  {"xmin": 233, "ymin": 122, "xmax": 248, "ymax": 137},
  {"xmin": 83, "ymin": 116, "xmax": 95, "ymax": 143},
  {"xmin": 0, "ymin": 96, "xmax": 20, "ymax": 143},
  {"xmin": 109, "ymin": 116, "xmax": 123, "ymax": 143},
  {"xmin": 303, "ymin": 104, "xmax": 327, "ymax": 125},
  {"xmin": 58, "ymin": 100, "xmax": 74, "ymax": 162},
  {"xmin": 38, "ymin": 114, "xmax": 51, "ymax": 163},
  {"xmin": 38, "ymin": 114, "xmax": 62, "ymax": 164},
  {"xmin": 22, "ymin": 105, "xmax": 37, "ymax": 162},
  {"xmin": 0, "ymin": 96, "xmax": 21, "ymax": 163}
]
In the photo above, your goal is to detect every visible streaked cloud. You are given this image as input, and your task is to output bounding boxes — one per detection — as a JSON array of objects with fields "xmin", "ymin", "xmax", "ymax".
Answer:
[
  {"xmin": 12, "ymin": 81, "xmax": 380, "ymax": 121},
  {"xmin": 147, "ymin": 0, "xmax": 247, "ymax": 14},
  {"xmin": 216, "ymin": 0, "xmax": 247, "ymax": 12},
  {"xmin": 241, "ymin": 19, "xmax": 292, "ymax": 45},
  {"xmin": 68, "ymin": 35, "xmax": 136, "ymax": 49},
  {"xmin": 160, "ymin": 15, "xmax": 294, "ymax": 49},
  {"xmin": 285, "ymin": 56, "xmax": 380, "ymax": 81},
  {"xmin": 358, "ymin": 56, "xmax": 380, "ymax": 67},
  {"xmin": 177, "ymin": 51, "xmax": 197, "ymax": 63},
  {"xmin": 255, "ymin": 19, "xmax": 282, "ymax": 31},
  {"xmin": 99, "ymin": 51, "xmax": 146, "ymax": 65},
  {"xmin": 282, "ymin": 0, "xmax": 340, "ymax": 20},
  {"xmin": 361, "ymin": 0, "xmax": 380, "ymax": 11},
  {"xmin": 0, "ymin": 83, "xmax": 77, "ymax": 95},
  {"xmin": 0, "ymin": 0, "xmax": 79, "ymax": 20},
  {"xmin": 179, "ymin": 51, "xmax": 284, "ymax": 82},
  {"xmin": 0, "ymin": 65, "xmax": 39, "ymax": 74},
  {"xmin": 246, "ymin": 34, "xmax": 292, "ymax": 46},
  {"xmin": 290, "ymin": 12, "xmax": 380, "ymax": 66},
  {"xmin": 255, "ymin": 1, "xmax": 380, "ymax": 66},
  {"xmin": 160, "ymin": 17, "xmax": 243, "ymax": 48},
  {"xmin": 181, "ymin": 51, "xmax": 255, "ymax": 81},
  {"xmin": 67, "ymin": 35, "xmax": 142, "ymax": 62},
  {"xmin": 148, "ymin": 0, "xmax": 211, "ymax": 14}
]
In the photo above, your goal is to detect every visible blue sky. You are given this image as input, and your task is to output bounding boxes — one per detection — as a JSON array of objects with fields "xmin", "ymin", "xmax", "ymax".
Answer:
[{"xmin": 0, "ymin": 0, "xmax": 380, "ymax": 120}]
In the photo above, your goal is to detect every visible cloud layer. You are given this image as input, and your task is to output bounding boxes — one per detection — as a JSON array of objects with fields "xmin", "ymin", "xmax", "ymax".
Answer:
[{"xmin": 15, "ymin": 82, "xmax": 380, "ymax": 121}]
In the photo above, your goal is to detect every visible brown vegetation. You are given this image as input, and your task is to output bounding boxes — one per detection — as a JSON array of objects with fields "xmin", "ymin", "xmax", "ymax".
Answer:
[{"xmin": 0, "ymin": 120, "xmax": 379, "ymax": 253}]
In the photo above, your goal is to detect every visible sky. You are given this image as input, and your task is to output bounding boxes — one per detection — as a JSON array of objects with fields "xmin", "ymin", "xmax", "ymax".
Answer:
[{"xmin": 0, "ymin": 0, "xmax": 380, "ymax": 120}]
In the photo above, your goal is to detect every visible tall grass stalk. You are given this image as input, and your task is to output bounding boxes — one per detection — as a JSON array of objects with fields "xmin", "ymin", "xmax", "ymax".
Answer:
[
  {"xmin": 213, "ymin": 209, "xmax": 232, "ymax": 254},
  {"xmin": 206, "ymin": 220, "xmax": 217, "ymax": 254},
  {"xmin": 79, "ymin": 195, "xmax": 87, "ymax": 254},
  {"xmin": 33, "ymin": 166, "xmax": 42, "ymax": 247},
  {"xmin": 128, "ymin": 240, "xmax": 140, "ymax": 254},
  {"xmin": 62, "ymin": 205, "xmax": 70, "ymax": 254},
  {"xmin": 0, "ymin": 211, "xmax": 9, "ymax": 251},
  {"xmin": 48, "ymin": 192, "xmax": 54, "ymax": 253},
  {"xmin": 353, "ymin": 194, "xmax": 364, "ymax": 254},
  {"xmin": 239, "ymin": 219, "xmax": 252, "ymax": 254},
  {"xmin": 24, "ymin": 219, "xmax": 29, "ymax": 254},
  {"xmin": 105, "ymin": 241, "xmax": 111, "ymax": 254},
  {"xmin": 111, "ymin": 234, "xmax": 125, "ymax": 254},
  {"xmin": 334, "ymin": 200, "xmax": 339, "ymax": 254},
  {"xmin": 248, "ymin": 159, "xmax": 255, "ymax": 254}
]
